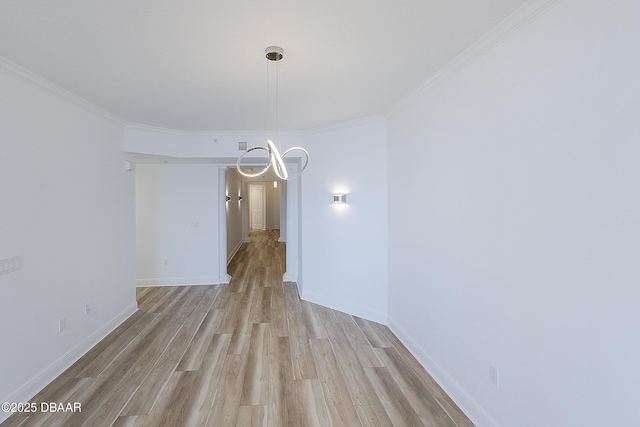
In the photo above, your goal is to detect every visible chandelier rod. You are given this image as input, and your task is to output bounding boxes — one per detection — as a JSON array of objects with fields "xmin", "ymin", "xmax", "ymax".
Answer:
[{"xmin": 236, "ymin": 46, "xmax": 309, "ymax": 181}]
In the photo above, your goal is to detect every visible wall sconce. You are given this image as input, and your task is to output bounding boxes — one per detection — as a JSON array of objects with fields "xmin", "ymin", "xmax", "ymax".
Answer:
[
  {"xmin": 226, "ymin": 195, "xmax": 231, "ymax": 202},
  {"xmin": 333, "ymin": 194, "xmax": 347, "ymax": 204}
]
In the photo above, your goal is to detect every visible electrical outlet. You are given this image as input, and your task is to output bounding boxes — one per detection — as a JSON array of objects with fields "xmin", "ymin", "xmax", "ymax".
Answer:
[
  {"xmin": 85, "ymin": 303, "xmax": 92, "ymax": 316},
  {"xmin": 489, "ymin": 365, "xmax": 499, "ymax": 387},
  {"xmin": 59, "ymin": 318, "xmax": 66, "ymax": 333}
]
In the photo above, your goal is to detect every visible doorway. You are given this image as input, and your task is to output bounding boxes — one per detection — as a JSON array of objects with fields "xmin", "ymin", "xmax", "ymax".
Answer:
[{"xmin": 218, "ymin": 165, "xmax": 300, "ymax": 285}]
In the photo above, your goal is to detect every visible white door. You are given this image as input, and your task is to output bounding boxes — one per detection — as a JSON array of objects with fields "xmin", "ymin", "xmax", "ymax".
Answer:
[{"xmin": 250, "ymin": 184, "xmax": 266, "ymax": 230}]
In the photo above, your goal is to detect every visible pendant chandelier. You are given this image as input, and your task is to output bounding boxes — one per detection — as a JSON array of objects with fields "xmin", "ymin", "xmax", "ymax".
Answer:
[{"xmin": 237, "ymin": 46, "xmax": 309, "ymax": 180}]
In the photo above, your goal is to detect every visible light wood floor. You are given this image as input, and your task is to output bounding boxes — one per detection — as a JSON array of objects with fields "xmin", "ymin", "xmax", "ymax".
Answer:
[{"xmin": 3, "ymin": 230, "xmax": 474, "ymax": 427}]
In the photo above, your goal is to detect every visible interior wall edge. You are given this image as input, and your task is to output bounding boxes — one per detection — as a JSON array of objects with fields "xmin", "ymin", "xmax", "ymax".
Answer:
[
  {"xmin": 0, "ymin": 55, "xmax": 126, "ymax": 127},
  {"xmin": 387, "ymin": 316, "xmax": 499, "ymax": 427},
  {"xmin": 227, "ymin": 240, "xmax": 244, "ymax": 265},
  {"xmin": 283, "ymin": 273, "xmax": 298, "ymax": 283},
  {"xmin": 302, "ymin": 289, "xmax": 388, "ymax": 325},
  {"xmin": 384, "ymin": 0, "xmax": 560, "ymax": 119}
]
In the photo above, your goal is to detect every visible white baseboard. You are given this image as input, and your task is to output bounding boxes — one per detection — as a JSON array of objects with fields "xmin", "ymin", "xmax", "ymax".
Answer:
[
  {"xmin": 0, "ymin": 302, "xmax": 138, "ymax": 424},
  {"xmin": 136, "ymin": 277, "xmax": 219, "ymax": 287},
  {"xmin": 387, "ymin": 317, "xmax": 499, "ymax": 427},
  {"xmin": 282, "ymin": 271, "xmax": 298, "ymax": 284},
  {"xmin": 301, "ymin": 289, "xmax": 387, "ymax": 325},
  {"xmin": 227, "ymin": 241, "xmax": 244, "ymax": 265}
]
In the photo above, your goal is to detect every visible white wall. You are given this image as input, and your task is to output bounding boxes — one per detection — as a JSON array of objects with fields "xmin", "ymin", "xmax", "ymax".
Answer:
[
  {"xmin": 226, "ymin": 167, "xmax": 243, "ymax": 262},
  {"xmin": 0, "ymin": 60, "xmax": 136, "ymax": 416},
  {"xmin": 124, "ymin": 124, "xmax": 302, "ymax": 159},
  {"xmin": 386, "ymin": 1, "xmax": 640, "ymax": 426},
  {"xmin": 300, "ymin": 117, "xmax": 388, "ymax": 323},
  {"xmin": 136, "ymin": 163, "xmax": 219, "ymax": 285}
]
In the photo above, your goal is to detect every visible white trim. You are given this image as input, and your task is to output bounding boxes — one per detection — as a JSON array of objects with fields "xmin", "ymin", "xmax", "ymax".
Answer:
[
  {"xmin": 218, "ymin": 166, "xmax": 232, "ymax": 285},
  {"xmin": 0, "ymin": 1, "xmax": 558, "ymax": 137},
  {"xmin": 387, "ymin": 316, "xmax": 499, "ymax": 427},
  {"xmin": 283, "ymin": 175, "xmax": 299, "ymax": 283},
  {"xmin": 126, "ymin": 122, "xmax": 301, "ymax": 137},
  {"xmin": 282, "ymin": 272, "xmax": 297, "ymax": 283},
  {"xmin": 0, "ymin": 56, "xmax": 126, "ymax": 126},
  {"xmin": 136, "ymin": 277, "xmax": 219, "ymax": 287},
  {"xmin": 385, "ymin": 0, "xmax": 560, "ymax": 118},
  {"xmin": 302, "ymin": 114, "xmax": 386, "ymax": 135},
  {"xmin": 279, "ymin": 180, "xmax": 287, "ymax": 243},
  {"xmin": 227, "ymin": 241, "xmax": 244, "ymax": 265},
  {"xmin": 0, "ymin": 302, "xmax": 138, "ymax": 424},
  {"xmin": 301, "ymin": 289, "xmax": 387, "ymax": 325}
]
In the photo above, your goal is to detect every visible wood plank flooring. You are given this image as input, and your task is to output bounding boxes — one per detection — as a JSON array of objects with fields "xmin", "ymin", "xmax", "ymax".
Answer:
[{"xmin": 2, "ymin": 230, "xmax": 474, "ymax": 427}]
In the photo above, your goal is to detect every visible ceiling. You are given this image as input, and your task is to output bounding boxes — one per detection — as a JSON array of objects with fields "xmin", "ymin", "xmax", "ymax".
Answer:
[{"xmin": 0, "ymin": 0, "xmax": 527, "ymax": 132}]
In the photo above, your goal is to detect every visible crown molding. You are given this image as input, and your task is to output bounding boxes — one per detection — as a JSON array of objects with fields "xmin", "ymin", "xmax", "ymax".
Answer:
[
  {"xmin": 126, "ymin": 122, "xmax": 301, "ymax": 137},
  {"xmin": 385, "ymin": 0, "xmax": 560, "ymax": 118},
  {"xmin": 1, "ymin": 0, "xmax": 559, "ymax": 135},
  {"xmin": 127, "ymin": 115, "xmax": 385, "ymax": 137},
  {"xmin": 301, "ymin": 114, "xmax": 386, "ymax": 135},
  {"xmin": 0, "ymin": 56, "xmax": 126, "ymax": 126}
]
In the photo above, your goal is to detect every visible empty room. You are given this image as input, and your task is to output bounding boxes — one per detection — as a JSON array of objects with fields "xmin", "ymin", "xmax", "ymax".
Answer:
[{"xmin": 1, "ymin": 0, "xmax": 638, "ymax": 426}]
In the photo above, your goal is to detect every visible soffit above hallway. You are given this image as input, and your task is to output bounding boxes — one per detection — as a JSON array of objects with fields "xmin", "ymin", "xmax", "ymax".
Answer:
[{"xmin": 0, "ymin": 0, "xmax": 527, "ymax": 131}]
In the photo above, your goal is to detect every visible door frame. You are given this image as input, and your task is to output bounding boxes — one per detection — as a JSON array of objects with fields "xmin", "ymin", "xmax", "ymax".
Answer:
[{"xmin": 218, "ymin": 164, "xmax": 300, "ymax": 285}]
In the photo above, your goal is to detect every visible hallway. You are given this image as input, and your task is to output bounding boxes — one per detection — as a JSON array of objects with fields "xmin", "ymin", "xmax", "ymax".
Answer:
[{"xmin": 2, "ymin": 230, "xmax": 472, "ymax": 426}]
